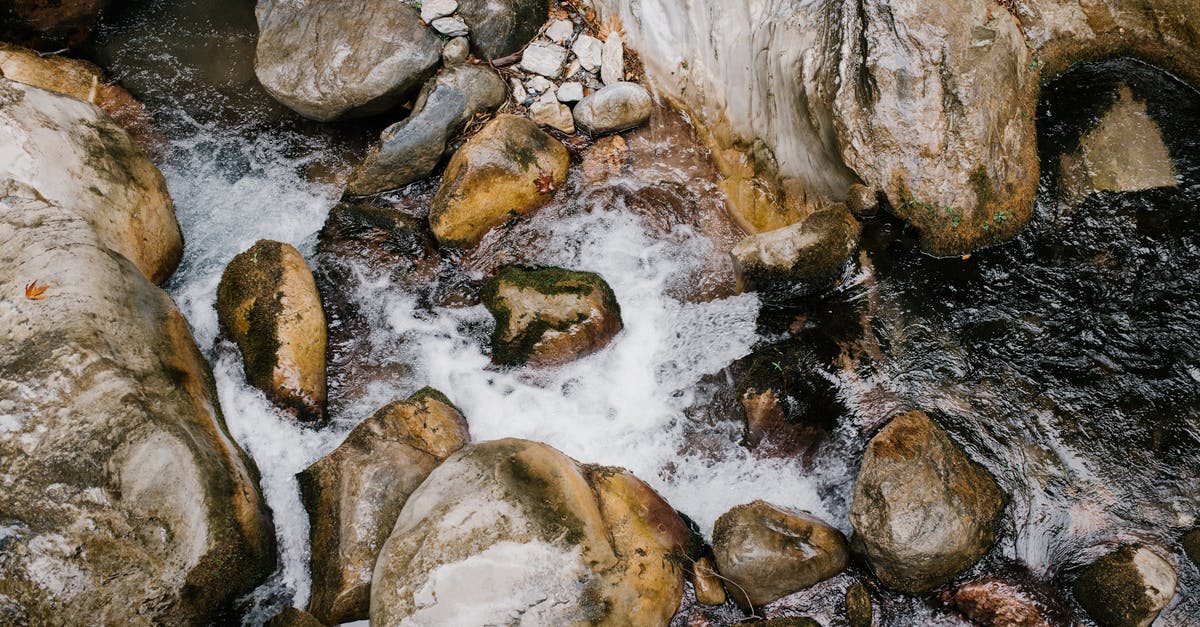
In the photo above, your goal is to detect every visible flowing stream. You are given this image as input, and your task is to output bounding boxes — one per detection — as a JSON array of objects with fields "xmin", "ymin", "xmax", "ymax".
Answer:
[{"xmin": 89, "ymin": 2, "xmax": 1199, "ymax": 625}]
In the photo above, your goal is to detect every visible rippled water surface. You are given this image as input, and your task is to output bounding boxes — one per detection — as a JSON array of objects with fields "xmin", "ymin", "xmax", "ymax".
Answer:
[{"xmin": 89, "ymin": 2, "xmax": 1200, "ymax": 623}]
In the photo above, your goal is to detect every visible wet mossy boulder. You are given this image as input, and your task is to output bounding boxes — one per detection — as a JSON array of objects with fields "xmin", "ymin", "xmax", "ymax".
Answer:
[
  {"xmin": 849, "ymin": 411, "xmax": 1005, "ymax": 594},
  {"xmin": 844, "ymin": 581, "xmax": 872, "ymax": 627},
  {"xmin": 455, "ymin": 0, "xmax": 547, "ymax": 61},
  {"xmin": 481, "ymin": 266, "xmax": 623, "ymax": 367},
  {"xmin": 217, "ymin": 240, "xmax": 327, "ymax": 422},
  {"xmin": 428, "ymin": 114, "xmax": 569, "ymax": 247},
  {"xmin": 712, "ymin": 500, "xmax": 849, "ymax": 609},
  {"xmin": 1073, "ymin": 545, "xmax": 1176, "ymax": 627},
  {"xmin": 369, "ymin": 438, "xmax": 693, "ymax": 625},
  {"xmin": 300, "ymin": 388, "xmax": 469, "ymax": 624},
  {"xmin": 731, "ymin": 205, "xmax": 861, "ymax": 302}
]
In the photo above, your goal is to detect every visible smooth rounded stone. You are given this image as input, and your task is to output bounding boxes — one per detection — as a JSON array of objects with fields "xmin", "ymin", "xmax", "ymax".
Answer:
[
  {"xmin": 1073, "ymin": 545, "xmax": 1177, "ymax": 627},
  {"xmin": 730, "ymin": 205, "xmax": 861, "ymax": 302},
  {"xmin": 431, "ymin": 15, "xmax": 469, "ymax": 37},
  {"xmin": 300, "ymin": 388, "xmax": 469, "ymax": 624},
  {"xmin": 0, "ymin": 0, "xmax": 110, "ymax": 49},
  {"xmin": 265, "ymin": 606, "xmax": 324, "ymax": 627},
  {"xmin": 347, "ymin": 65, "xmax": 507, "ymax": 196},
  {"xmin": 572, "ymin": 34, "xmax": 603, "ymax": 72},
  {"xmin": 546, "ymin": 18, "xmax": 575, "ymax": 44},
  {"xmin": 693, "ymin": 556, "xmax": 727, "ymax": 606},
  {"xmin": 601, "ymin": 33, "xmax": 624, "ymax": 85},
  {"xmin": 369, "ymin": 438, "xmax": 693, "ymax": 626},
  {"xmin": 482, "ymin": 266, "xmax": 623, "ymax": 367},
  {"xmin": 849, "ymin": 411, "xmax": 1005, "ymax": 594},
  {"xmin": 519, "ymin": 41, "xmax": 568, "ymax": 78},
  {"xmin": 844, "ymin": 581, "xmax": 872, "ymax": 627},
  {"xmin": 557, "ymin": 81, "xmax": 584, "ymax": 103},
  {"xmin": 573, "ymin": 81, "xmax": 652, "ymax": 135},
  {"xmin": 1185, "ymin": 529, "xmax": 1200, "ymax": 566},
  {"xmin": 428, "ymin": 114, "xmax": 569, "ymax": 246},
  {"xmin": 0, "ymin": 180, "xmax": 275, "ymax": 624},
  {"xmin": 952, "ymin": 578, "xmax": 1050, "ymax": 627},
  {"xmin": 844, "ymin": 183, "xmax": 878, "ymax": 218},
  {"xmin": 217, "ymin": 240, "xmax": 328, "ymax": 422},
  {"xmin": 443, "ymin": 37, "xmax": 470, "ymax": 64},
  {"xmin": 530, "ymin": 96, "xmax": 575, "ymax": 134},
  {"xmin": 712, "ymin": 500, "xmax": 849, "ymax": 608},
  {"xmin": 420, "ymin": 0, "xmax": 458, "ymax": 22},
  {"xmin": 254, "ymin": 0, "xmax": 440, "ymax": 121},
  {"xmin": 456, "ymin": 0, "xmax": 547, "ymax": 60},
  {"xmin": 1059, "ymin": 84, "xmax": 1177, "ymax": 207},
  {"xmin": 0, "ymin": 77, "xmax": 181, "ymax": 284}
]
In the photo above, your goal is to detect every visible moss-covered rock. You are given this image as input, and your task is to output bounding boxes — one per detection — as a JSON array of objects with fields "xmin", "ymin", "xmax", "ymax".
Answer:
[
  {"xmin": 849, "ymin": 411, "xmax": 1005, "ymax": 594},
  {"xmin": 1073, "ymin": 545, "xmax": 1176, "ymax": 627},
  {"xmin": 217, "ymin": 240, "xmax": 327, "ymax": 422},
  {"xmin": 844, "ymin": 581, "xmax": 872, "ymax": 627},
  {"xmin": 712, "ymin": 500, "xmax": 849, "ymax": 609},
  {"xmin": 369, "ymin": 438, "xmax": 693, "ymax": 625},
  {"xmin": 300, "ymin": 388, "xmax": 469, "ymax": 624},
  {"xmin": 731, "ymin": 205, "xmax": 861, "ymax": 302},
  {"xmin": 428, "ymin": 114, "xmax": 569, "ymax": 247},
  {"xmin": 481, "ymin": 265, "xmax": 623, "ymax": 367}
]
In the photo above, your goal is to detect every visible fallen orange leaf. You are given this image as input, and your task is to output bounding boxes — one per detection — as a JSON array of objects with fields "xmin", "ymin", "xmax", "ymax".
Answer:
[{"xmin": 24, "ymin": 280, "xmax": 49, "ymax": 300}]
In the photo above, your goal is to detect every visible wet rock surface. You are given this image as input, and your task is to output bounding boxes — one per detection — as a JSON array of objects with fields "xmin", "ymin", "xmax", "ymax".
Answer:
[
  {"xmin": 1073, "ymin": 545, "xmax": 1177, "ymax": 627},
  {"xmin": 254, "ymin": 0, "xmax": 440, "ymax": 121},
  {"xmin": 849, "ymin": 411, "xmax": 1005, "ymax": 594},
  {"xmin": 482, "ymin": 266, "xmax": 623, "ymax": 366},
  {"xmin": 347, "ymin": 65, "xmax": 507, "ymax": 196},
  {"xmin": 712, "ymin": 500, "xmax": 849, "ymax": 609},
  {"xmin": 369, "ymin": 438, "xmax": 692, "ymax": 626},
  {"xmin": 300, "ymin": 388, "xmax": 469, "ymax": 624},
  {"xmin": 731, "ymin": 205, "xmax": 861, "ymax": 302},
  {"xmin": 952, "ymin": 578, "xmax": 1051, "ymax": 627},
  {"xmin": 0, "ymin": 0, "xmax": 112, "ymax": 49},
  {"xmin": 217, "ymin": 240, "xmax": 327, "ymax": 422}
]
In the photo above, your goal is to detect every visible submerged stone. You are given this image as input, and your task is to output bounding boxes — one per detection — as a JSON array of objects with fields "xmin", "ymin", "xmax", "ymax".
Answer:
[{"xmin": 1073, "ymin": 545, "xmax": 1176, "ymax": 627}]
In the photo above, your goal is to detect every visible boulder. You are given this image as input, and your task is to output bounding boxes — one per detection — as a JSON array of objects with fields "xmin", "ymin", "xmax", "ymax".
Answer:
[
  {"xmin": 573, "ymin": 81, "xmax": 652, "ymax": 135},
  {"xmin": 692, "ymin": 556, "xmax": 727, "ymax": 606},
  {"xmin": 0, "ymin": 179, "xmax": 275, "ymax": 623},
  {"xmin": 254, "ymin": 0, "xmax": 440, "ymax": 121},
  {"xmin": 1073, "ymin": 545, "xmax": 1176, "ymax": 627},
  {"xmin": 849, "ymin": 411, "xmax": 1005, "ymax": 594},
  {"xmin": 0, "ymin": 0, "xmax": 112, "ymax": 49},
  {"xmin": 217, "ymin": 240, "xmax": 327, "ymax": 422},
  {"xmin": 0, "ymin": 77, "xmax": 180, "ymax": 284},
  {"xmin": 1058, "ymin": 84, "xmax": 1177, "ymax": 206},
  {"xmin": 369, "ymin": 438, "xmax": 693, "ymax": 626},
  {"xmin": 456, "ymin": 0, "xmax": 547, "ymax": 61},
  {"xmin": 482, "ymin": 266, "xmax": 623, "ymax": 367},
  {"xmin": 346, "ymin": 65, "xmax": 507, "ymax": 196},
  {"xmin": 300, "ymin": 388, "xmax": 469, "ymax": 624},
  {"xmin": 952, "ymin": 579, "xmax": 1050, "ymax": 627},
  {"xmin": 712, "ymin": 500, "xmax": 849, "ymax": 608},
  {"xmin": 428, "ymin": 114, "xmax": 569, "ymax": 247},
  {"xmin": 731, "ymin": 205, "xmax": 861, "ymax": 302}
]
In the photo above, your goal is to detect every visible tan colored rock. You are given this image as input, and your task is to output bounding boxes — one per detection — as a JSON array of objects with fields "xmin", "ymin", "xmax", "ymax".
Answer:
[
  {"xmin": 370, "ymin": 438, "xmax": 692, "ymax": 626},
  {"xmin": 0, "ymin": 179, "xmax": 275, "ymax": 624},
  {"xmin": 581, "ymin": 134, "xmax": 629, "ymax": 183},
  {"xmin": 731, "ymin": 204, "xmax": 861, "ymax": 302},
  {"xmin": 301, "ymin": 388, "xmax": 469, "ymax": 624},
  {"xmin": 953, "ymin": 579, "xmax": 1050, "ymax": 627},
  {"xmin": 845, "ymin": 581, "xmax": 873, "ymax": 627},
  {"xmin": 481, "ymin": 266, "xmax": 623, "ymax": 366},
  {"xmin": 0, "ymin": 77, "xmax": 180, "ymax": 284},
  {"xmin": 713, "ymin": 500, "xmax": 849, "ymax": 608},
  {"xmin": 217, "ymin": 240, "xmax": 327, "ymax": 422},
  {"xmin": 428, "ymin": 114, "xmax": 569, "ymax": 247},
  {"xmin": 692, "ymin": 556, "xmax": 727, "ymax": 606},
  {"xmin": 1059, "ymin": 84, "xmax": 1177, "ymax": 206},
  {"xmin": 265, "ymin": 606, "xmax": 325, "ymax": 627}
]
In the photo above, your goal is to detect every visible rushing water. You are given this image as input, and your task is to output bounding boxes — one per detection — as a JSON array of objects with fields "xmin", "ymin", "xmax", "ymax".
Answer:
[{"xmin": 89, "ymin": 2, "xmax": 1199, "ymax": 623}]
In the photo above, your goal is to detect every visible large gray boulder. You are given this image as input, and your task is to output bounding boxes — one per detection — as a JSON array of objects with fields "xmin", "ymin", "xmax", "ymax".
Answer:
[
  {"xmin": 849, "ymin": 411, "xmax": 1005, "ymax": 594},
  {"xmin": 456, "ymin": 0, "xmax": 547, "ymax": 61},
  {"xmin": 369, "ymin": 439, "xmax": 693, "ymax": 626},
  {"xmin": 0, "ymin": 180, "xmax": 274, "ymax": 621},
  {"xmin": 346, "ymin": 65, "xmax": 507, "ymax": 196},
  {"xmin": 254, "ymin": 0, "xmax": 441, "ymax": 121},
  {"xmin": 1073, "ymin": 545, "xmax": 1177, "ymax": 627}
]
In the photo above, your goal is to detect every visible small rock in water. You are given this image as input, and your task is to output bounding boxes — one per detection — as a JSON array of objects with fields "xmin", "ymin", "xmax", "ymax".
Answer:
[
  {"xmin": 601, "ymin": 32, "xmax": 624, "ymax": 85},
  {"xmin": 581, "ymin": 134, "xmax": 628, "ymax": 183},
  {"xmin": 1185, "ymin": 529, "xmax": 1200, "ymax": 566},
  {"xmin": 519, "ymin": 41, "xmax": 567, "ymax": 78},
  {"xmin": 845, "ymin": 182, "xmax": 878, "ymax": 218},
  {"xmin": 1073, "ymin": 545, "xmax": 1176, "ymax": 627},
  {"xmin": 545, "ymin": 18, "xmax": 574, "ymax": 44},
  {"xmin": 431, "ymin": 15, "xmax": 469, "ymax": 37},
  {"xmin": 556, "ymin": 81, "xmax": 584, "ymax": 102},
  {"xmin": 420, "ymin": 0, "xmax": 458, "ymax": 22},
  {"xmin": 531, "ymin": 95, "xmax": 575, "ymax": 134},
  {"xmin": 730, "ymin": 204, "xmax": 861, "ymax": 301},
  {"xmin": 845, "ymin": 581, "xmax": 873, "ymax": 627},
  {"xmin": 573, "ymin": 81, "xmax": 652, "ymax": 134},
  {"xmin": 572, "ymin": 34, "xmax": 603, "ymax": 73},
  {"xmin": 525, "ymin": 74, "xmax": 554, "ymax": 95},
  {"xmin": 692, "ymin": 557, "xmax": 727, "ymax": 606},
  {"xmin": 265, "ymin": 606, "xmax": 324, "ymax": 627},
  {"xmin": 952, "ymin": 579, "xmax": 1050, "ymax": 627},
  {"xmin": 443, "ymin": 36, "xmax": 470, "ymax": 64}
]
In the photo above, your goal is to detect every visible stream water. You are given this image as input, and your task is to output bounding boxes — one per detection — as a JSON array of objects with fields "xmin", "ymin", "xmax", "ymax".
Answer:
[{"xmin": 89, "ymin": 2, "xmax": 1199, "ymax": 625}]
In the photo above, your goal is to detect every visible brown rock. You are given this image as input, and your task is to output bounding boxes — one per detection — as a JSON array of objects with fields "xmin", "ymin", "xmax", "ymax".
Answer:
[
  {"xmin": 953, "ymin": 579, "xmax": 1049, "ymax": 627},
  {"xmin": 428, "ymin": 114, "xmax": 569, "ymax": 247},
  {"xmin": 217, "ymin": 240, "xmax": 327, "ymax": 422},
  {"xmin": 265, "ymin": 606, "xmax": 325, "ymax": 627},
  {"xmin": 692, "ymin": 556, "xmax": 727, "ymax": 606},
  {"xmin": 300, "ymin": 388, "xmax": 468, "ymax": 624},
  {"xmin": 481, "ymin": 266, "xmax": 623, "ymax": 366},
  {"xmin": 712, "ymin": 500, "xmax": 849, "ymax": 609},
  {"xmin": 731, "ymin": 204, "xmax": 861, "ymax": 302},
  {"xmin": 844, "ymin": 183, "xmax": 878, "ymax": 218},
  {"xmin": 741, "ymin": 388, "xmax": 787, "ymax": 449},
  {"xmin": 1073, "ymin": 545, "xmax": 1176, "ymax": 627},
  {"xmin": 845, "ymin": 581, "xmax": 872, "ymax": 627},
  {"xmin": 582, "ymin": 134, "xmax": 629, "ymax": 183},
  {"xmin": 0, "ymin": 0, "xmax": 112, "ymax": 49}
]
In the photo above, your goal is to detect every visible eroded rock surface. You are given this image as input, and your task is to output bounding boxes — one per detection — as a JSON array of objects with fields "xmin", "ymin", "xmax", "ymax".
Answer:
[
  {"xmin": 369, "ymin": 438, "xmax": 692, "ymax": 626},
  {"xmin": 300, "ymin": 388, "xmax": 469, "ymax": 624}
]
